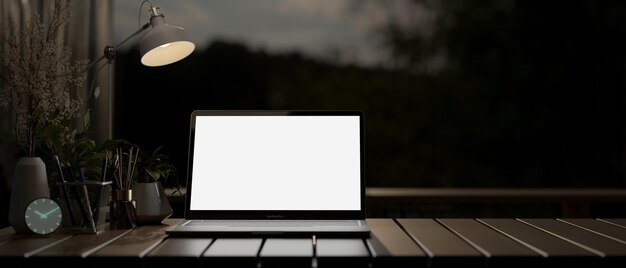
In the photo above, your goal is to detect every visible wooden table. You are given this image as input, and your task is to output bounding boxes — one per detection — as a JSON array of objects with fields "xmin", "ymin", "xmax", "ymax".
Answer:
[{"xmin": 1, "ymin": 218, "xmax": 625, "ymax": 267}]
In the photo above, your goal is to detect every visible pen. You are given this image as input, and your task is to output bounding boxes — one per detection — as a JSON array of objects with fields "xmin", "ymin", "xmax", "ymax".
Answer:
[
  {"xmin": 79, "ymin": 167, "xmax": 97, "ymax": 232},
  {"xmin": 54, "ymin": 155, "xmax": 76, "ymax": 226},
  {"xmin": 107, "ymin": 153, "xmax": 120, "ymax": 187},
  {"xmin": 101, "ymin": 151, "xmax": 108, "ymax": 182}
]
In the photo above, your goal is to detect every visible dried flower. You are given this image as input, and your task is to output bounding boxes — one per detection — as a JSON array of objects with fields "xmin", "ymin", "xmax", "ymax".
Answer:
[{"xmin": 0, "ymin": 0, "xmax": 87, "ymax": 157}]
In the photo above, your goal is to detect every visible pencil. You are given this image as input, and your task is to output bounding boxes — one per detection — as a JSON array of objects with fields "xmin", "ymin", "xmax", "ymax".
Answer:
[
  {"xmin": 79, "ymin": 167, "xmax": 97, "ymax": 232},
  {"xmin": 54, "ymin": 155, "xmax": 76, "ymax": 226}
]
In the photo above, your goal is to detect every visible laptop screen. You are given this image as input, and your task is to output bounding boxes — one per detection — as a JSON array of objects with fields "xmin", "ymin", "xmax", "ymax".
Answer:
[{"xmin": 187, "ymin": 111, "xmax": 363, "ymax": 216}]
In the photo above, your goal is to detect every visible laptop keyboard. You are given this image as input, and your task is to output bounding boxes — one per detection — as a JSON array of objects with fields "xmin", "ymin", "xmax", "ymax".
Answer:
[{"xmin": 185, "ymin": 220, "xmax": 361, "ymax": 227}]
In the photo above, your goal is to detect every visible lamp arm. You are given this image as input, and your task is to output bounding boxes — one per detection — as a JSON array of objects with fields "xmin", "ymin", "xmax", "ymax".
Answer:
[
  {"xmin": 112, "ymin": 22, "xmax": 151, "ymax": 52},
  {"xmin": 57, "ymin": 22, "xmax": 152, "ymax": 78}
]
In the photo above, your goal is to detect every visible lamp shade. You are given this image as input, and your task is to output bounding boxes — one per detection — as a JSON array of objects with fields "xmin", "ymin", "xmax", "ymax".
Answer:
[{"xmin": 140, "ymin": 15, "xmax": 195, "ymax": 67}]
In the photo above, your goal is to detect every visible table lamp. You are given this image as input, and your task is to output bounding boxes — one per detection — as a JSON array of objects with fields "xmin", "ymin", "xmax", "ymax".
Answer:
[
  {"xmin": 84, "ymin": 1, "xmax": 195, "ymax": 140},
  {"xmin": 88, "ymin": 3, "xmax": 195, "ymax": 68}
]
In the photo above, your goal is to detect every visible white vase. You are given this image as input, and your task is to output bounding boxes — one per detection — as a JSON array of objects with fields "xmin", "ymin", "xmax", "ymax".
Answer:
[
  {"xmin": 8, "ymin": 157, "xmax": 50, "ymax": 233},
  {"xmin": 133, "ymin": 182, "xmax": 173, "ymax": 225}
]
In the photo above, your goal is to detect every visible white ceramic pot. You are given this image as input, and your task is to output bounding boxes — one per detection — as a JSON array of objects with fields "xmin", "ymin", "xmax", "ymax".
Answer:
[
  {"xmin": 8, "ymin": 157, "xmax": 50, "ymax": 233},
  {"xmin": 133, "ymin": 182, "xmax": 173, "ymax": 225}
]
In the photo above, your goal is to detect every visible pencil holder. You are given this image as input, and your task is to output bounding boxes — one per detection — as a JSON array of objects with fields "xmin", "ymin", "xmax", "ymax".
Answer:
[
  {"xmin": 109, "ymin": 190, "xmax": 137, "ymax": 229},
  {"xmin": 57, "ymin": 181, "xmax": 111, "ymax": 234}
]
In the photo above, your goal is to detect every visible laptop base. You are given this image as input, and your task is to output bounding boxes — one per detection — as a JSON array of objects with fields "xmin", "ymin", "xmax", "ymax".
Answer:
[{"xmin": 166, "ymin": 220, "xmax": 371, "ymax": 238}]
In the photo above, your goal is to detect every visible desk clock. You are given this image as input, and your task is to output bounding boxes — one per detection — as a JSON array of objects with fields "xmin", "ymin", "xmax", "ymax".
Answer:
[{"xmin": 24, "ymin": 197, "xmax": 62, "ymax": 235}]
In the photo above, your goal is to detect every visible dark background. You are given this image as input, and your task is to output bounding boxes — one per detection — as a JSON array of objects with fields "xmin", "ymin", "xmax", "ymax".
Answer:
[
  {"xmin": 115, "ymin": 0, "xmax": 626, "ymax": 189},
  {"xmin": 3, "ymin": 0, "xmax": 626, "ymax": 228}
]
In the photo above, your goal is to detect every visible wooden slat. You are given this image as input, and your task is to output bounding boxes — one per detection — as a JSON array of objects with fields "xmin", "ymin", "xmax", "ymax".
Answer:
[
  {"xmin": 0, "ymin": 226, "xmax": 15, "ymax": 235},
  {"xmin": 519, "ymin": 218, "xmax": 626, "ymax": 257},
  {"xmin": 479, "ymin": 218, "xmax": 598, "ymax": 267},
  {"xmin": 365, "ymin": 218, "xmax": 426, "ymax": 267},
  {"xmin": 145, "ymin": 238, "xmax": 213, "ymax": 268},
  {"xmin": 396, "ymin": 218, "xmax": 484, "ymax": 267},
  {"xmin": 147, "ymin": 238, "xmax": 213, "ymax": 256},
  {"xmin": 204, "ymin": 238, "xmax": 263, "ymax": 257},
  {"xmin": 29, "ymin": 229, "xmax": 128, "ymax": 267},
  {"xmin": 598, "ymin": 219, "xmax": 626, "ymax": 228},
  {"xmin": 0, "ymin": 235, "xmax": 73, "ymax": 258},
  {"xmin": 438, "ymin": 219, "xmax": 541, "ymax": 267},
  {"xmin": 203, "ymin": 238, "xmax": 262, "ymax": 267},
  {"xmin": 259, "ymin": 238, "xmax": 313, "ymax": 257},
  {"xmin": 34, "ymin": 229, "xmax": 130, "ymax": 258},
  {"xmin": 259, "ymin": 238, "xmax": 312, "ymax": 268},
  {"xmin": 560, "ymin": 219, "xmax": 626, "ymax": 243},
  {"xmin": 316, "ymin": 239, "xmax": 369, "ymax": 268},
  {"xmin": 0, "ymin": 227, "xmax": 19, "ymax": 247},
  {"xmin": 0, "ymin": 234, "xmax": 19, "ymax": 247},
  {"xmin": 478, "ymin": 219, "xmax": 596, "ymax": 257},
  {"xmin": 89, "ymin": 219, "xmax": 183, "ymax": 268}
]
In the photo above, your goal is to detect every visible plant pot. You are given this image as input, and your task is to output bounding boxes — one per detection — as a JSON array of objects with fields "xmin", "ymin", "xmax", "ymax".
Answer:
[
  {"xmin": 132, "ymin": 182, "xmax": 173, "ymax": 225},
  {"xmin": 8, "ymin": 157, "xmax": 50, "ymax": 233}
]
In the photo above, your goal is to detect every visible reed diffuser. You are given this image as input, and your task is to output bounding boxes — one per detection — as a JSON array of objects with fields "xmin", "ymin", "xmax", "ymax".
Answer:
[{"xmin": 107, "ymin": 146, "xmax": 139, "ymax": 229}]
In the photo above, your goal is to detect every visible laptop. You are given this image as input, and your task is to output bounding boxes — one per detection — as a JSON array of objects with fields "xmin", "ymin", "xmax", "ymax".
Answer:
[{"xmin": 166, "ymin": 110, "xmax": 370, "ymax": 237}]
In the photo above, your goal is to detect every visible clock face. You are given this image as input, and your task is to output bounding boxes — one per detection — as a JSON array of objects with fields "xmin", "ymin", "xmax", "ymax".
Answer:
[{"xmin": 24, "ymin": 197, "xmax": 63, "ymax": 235}]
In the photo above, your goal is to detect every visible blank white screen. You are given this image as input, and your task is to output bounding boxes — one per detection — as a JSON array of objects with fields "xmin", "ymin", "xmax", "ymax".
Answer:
[{"xmin": 189, "ymin": 116, "xmax": 361, "ymax": 211}]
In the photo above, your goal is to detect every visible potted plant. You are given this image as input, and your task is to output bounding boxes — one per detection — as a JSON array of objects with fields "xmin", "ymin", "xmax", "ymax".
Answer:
[
  {"xmin": 0, "ymin": 1, "xmax": 88, "ymax": 233},
  {"xmin": 132, "ymin": 145, "xmax": 176, "ymax": 225}
]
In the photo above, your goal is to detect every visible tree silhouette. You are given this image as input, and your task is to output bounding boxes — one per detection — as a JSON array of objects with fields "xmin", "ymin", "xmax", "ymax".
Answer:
[{"xmin": 114, "ymin": 0, "xmax": 626, "ymax": 188}]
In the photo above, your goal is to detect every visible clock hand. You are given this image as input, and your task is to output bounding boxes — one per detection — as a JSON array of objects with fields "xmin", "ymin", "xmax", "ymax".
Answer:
[
  {"xmin": 34, "ymin": 210, "xmax": 48, "ymax": 219},
  {"xmin": 43, "ymin": 207, "xmax": 60, "ymax": 217}
]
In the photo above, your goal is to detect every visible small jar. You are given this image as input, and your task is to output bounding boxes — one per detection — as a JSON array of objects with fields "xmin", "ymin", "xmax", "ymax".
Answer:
[{"xmin": 109, "ymin": 189, "xmax": 137, "ymax": 229}]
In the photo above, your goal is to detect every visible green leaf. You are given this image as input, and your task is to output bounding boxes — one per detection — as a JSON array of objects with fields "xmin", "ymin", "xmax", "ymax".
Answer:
[
  {"xmin": 146, "ymin": 168, "xmax": 161, "ymax": 181},
  {"xmin": 94, "ymin": 87, "xmax": 100, "ymax": 99},
  {"xmin": 83, "ymin": 110, "xmax": 90, "ymax": 128}
]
